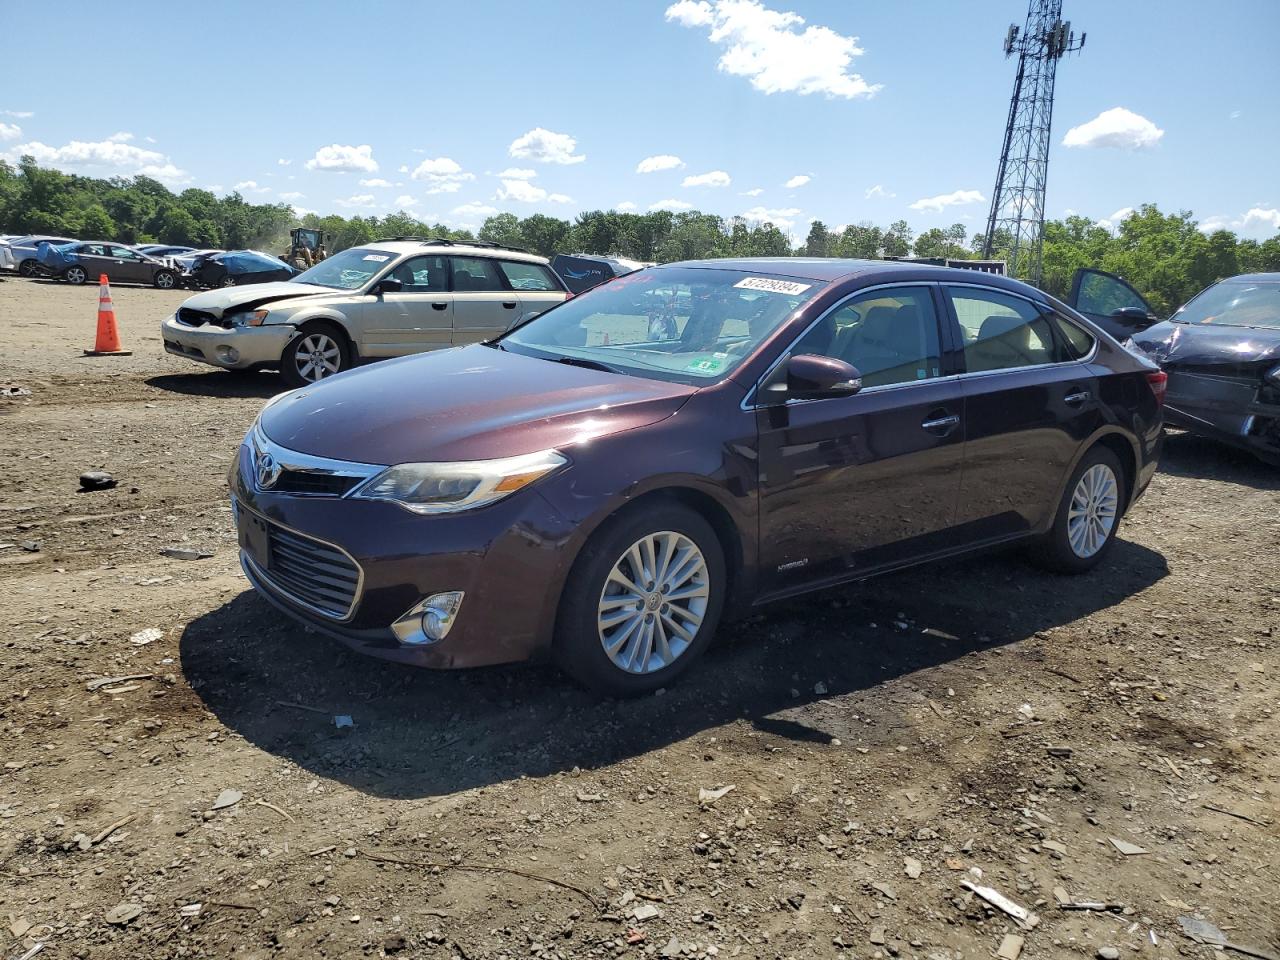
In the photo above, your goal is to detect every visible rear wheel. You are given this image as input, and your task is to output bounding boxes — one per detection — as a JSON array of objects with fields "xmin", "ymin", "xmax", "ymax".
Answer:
[
  {"xmin": 279, "ymin": 322, "xmax": 350, "ymax": 387},
  {"xmin": 63, "ymin": 265, "xmax": 88, "ymax": 285},
  {"xmin": 1031, "ymin": 445, "xmax": 1124, "ymax": 573},
  {"xmin": 555, "ymin": 502, "xmax": 725, "ymax": 697},
  {"xmin": 153, "ymin": 269, "xmax": 177, "ymax": 290}
]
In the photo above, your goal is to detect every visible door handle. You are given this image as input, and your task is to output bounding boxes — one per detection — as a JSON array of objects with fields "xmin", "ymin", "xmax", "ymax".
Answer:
[
  {"xmin": 921, "ymin": 413, "xmax": 960, "ymax": 434},
  {"xmin": 1064, "ymin": 390, "xmax": 1091, "ymax": 406},
  {"xmin": 431, "ymin": 302, "xmax": 448, "ymax": 311},
  {"xmin": 501, "ymin": 301, "xmax": 518, "ymax": 309}
]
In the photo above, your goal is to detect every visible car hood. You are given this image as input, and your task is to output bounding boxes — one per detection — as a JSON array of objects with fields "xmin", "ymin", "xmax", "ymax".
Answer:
[
  {"xmin": 1133, "ymin": 320, "xmax": 1280, "ymax": 368},
  {"xmin": 258, "ymin": 345, "xmax": 698, "ymax": 464},
  {"xmin": 179, "ymin": 281, "xmax": 345, "ymax": 319}
]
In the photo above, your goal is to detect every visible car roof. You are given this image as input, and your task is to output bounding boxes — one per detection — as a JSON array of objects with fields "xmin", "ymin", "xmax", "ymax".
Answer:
[
  {"xmin": 361, "ymin": 239, "xmax": 550, "ymax": 264},
  {"xmin": 1222, "ymin": 272, "xmax": 1280, "ymax": 283},
  {"xmin": 666, "ymin": 256, "xmax": 1046, "ymax": 298}
]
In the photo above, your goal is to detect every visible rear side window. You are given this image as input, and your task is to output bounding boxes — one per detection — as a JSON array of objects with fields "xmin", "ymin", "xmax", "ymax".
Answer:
[
  {"xmin": 1050, "ymin": 315, "xmax": 1095, "ymax": 359},
  {"xmin": 449, "ymin": 257, "xmax": 503, "ymax": 292},
  {"xmin": 499, "ymin": 260, "xmax": 561, "ymax": 291},
  {"xmin": 946, "ymin": 286, "xmax": 1069, "ymax": 372},
  {"xmin": 81, "ymin": 243, "xmax": 107, "ymax": 256}
]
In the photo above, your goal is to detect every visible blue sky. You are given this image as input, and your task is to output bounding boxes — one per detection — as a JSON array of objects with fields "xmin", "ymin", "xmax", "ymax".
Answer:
[{"xmin": 4, "ymin": 0, "xmax": 1278, "ymax": 240}]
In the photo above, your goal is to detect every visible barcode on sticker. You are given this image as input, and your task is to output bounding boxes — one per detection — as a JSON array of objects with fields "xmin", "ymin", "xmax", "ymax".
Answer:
[
  {"xmin": 734, "ymin": 277, "xmax": 812, "ymax": 296},
  {"xmin": 362, "ymin": 254, "xmax": 390, "ymax": 262}
]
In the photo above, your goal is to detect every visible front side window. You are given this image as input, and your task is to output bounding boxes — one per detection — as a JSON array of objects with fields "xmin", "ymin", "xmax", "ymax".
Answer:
[
  {"xmin": 293, "ymin": 247, "xmax": 398, "ymax": 290},
  {"xmin": 499, "ymin": 260, "xmax": 560, "ymax": 291},
  {"xmin": 450, "ymin": 257, "xmax": 504, "ymax": 292},
  {"xmin": 1173, "ymin": 280, "xmax": 1280, "ymax": 330},
  {"xmin": 792, "ymin": 286, "xmax": 941, "ymax": 388},
  {"xmin": 388, "ymin": 254, "xmax": 447, "ymax": 292},
  {"xmin": 1075, "ymin": 270, "xmax": 1149, "ymax": 316},
  {"xmin": 948, "ymin": 287, "xmax": 1065, "ymax": 372},
  {"xmin": 502, "ymin": 266, "xmax": 824, "ymax": 384},
  {"xmin": 110, "ymin": 245, "xmax": 139, "ymax": 259}
]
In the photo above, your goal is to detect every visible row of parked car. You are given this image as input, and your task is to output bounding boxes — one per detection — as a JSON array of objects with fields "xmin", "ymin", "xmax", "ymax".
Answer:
[{"xmin": 0, "ymin": 234, "xmax": 300, "ymax": 289}]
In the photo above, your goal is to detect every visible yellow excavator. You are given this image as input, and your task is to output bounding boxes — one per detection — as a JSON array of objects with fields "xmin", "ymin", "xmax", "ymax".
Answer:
[{"xmin": 283, "ymin": 228, "xmax": 328, "ymax": 270}]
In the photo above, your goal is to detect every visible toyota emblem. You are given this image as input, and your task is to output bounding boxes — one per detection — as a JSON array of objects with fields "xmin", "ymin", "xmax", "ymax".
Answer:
[{"xmin": 256, "ymin": 451, "xmax": 281, "ymax": 490}]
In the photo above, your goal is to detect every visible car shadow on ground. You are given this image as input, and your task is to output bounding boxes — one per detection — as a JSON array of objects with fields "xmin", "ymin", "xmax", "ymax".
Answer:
[
  {"xmin": 1157, "ymin": 429, "xmax": 1280, "ymax": 489},
  {"xmin": 146, "ymin": 371, "xmax": 282, "ymax": 400},
  {"xmin": 180, "ymin": 538, "xmax": 1167, "ymax": 800}
]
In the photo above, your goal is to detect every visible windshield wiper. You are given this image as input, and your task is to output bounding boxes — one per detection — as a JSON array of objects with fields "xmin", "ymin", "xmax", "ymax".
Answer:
[{"xmin": 554, "ymin": 355, "xmax": 621, "ymax": 374}]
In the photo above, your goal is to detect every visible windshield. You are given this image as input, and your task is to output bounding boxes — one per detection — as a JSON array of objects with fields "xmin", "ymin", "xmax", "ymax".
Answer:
[
  {"xmin": 501, "ymin": 266, "xmax": 825, "ymax": 384},
  {"xmin": 292, "ymin": 247, "xmax": 396, "ymax": 289},
  {"xmin": 1174, "ymin": 279, "xmax": 1280, "ymax": 330}
]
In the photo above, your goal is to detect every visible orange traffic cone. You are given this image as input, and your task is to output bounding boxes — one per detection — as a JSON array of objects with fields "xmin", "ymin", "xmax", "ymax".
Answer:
[{"xmin": 84, "ymin": 274, "xmax": 131, "ymax": 356}]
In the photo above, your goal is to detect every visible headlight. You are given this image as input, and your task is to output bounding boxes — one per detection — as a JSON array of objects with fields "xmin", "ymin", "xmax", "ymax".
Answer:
[
  {"xmin": 350, "ymin": 449, "xmax": 568, "ymax": 514},
  {"xmin": 1266, "ymin": 363, "xmax": 1280, "ymax": 386},
  {"xmin": 229, "ymin": 309, "xmax": 269, "ymax": 327}
]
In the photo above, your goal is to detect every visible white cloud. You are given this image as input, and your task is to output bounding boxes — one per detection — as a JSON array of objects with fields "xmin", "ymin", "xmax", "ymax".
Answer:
[
  {"xmin": 740, "ymin": 187, "xmax": 764, "ymax": 197},
  {"xmin": 454, "ymin": 201, "xmax": 500, "ymax": 218},
  {"xmin": 908, "ymin": 188, "xmax": 985, "ymax": 213},
  {"xmin": 233, "ymin": 180, "xmax": 271, "ymax": 194},
  {"xmin": 291, "ymin": 206, "xmax": 316, "ymax": 218},
  {"xmin": 636, "ymin": 154, "xmax": 685, "ymax": 174},
  {"xmin": 1198, "ymin": 207, "xmax": 1280, "ymax": 237},
  {"xmin": 1063, "ymin": 107, "xmax": 1163, "ymax": 150},
  {"xmin": 277, "ymin": 157, "xmax": 292, "ymax": 166},
  {"xmin": 305, "ymin": 143, "xmax": 378, "ymax": 173},
  {"xmin": 741, "ymin": 204, "xmax": 801, "ymax": 230},
  {"xmin": 495, "ymin": 179, "xmax": 571, "ymax": 204},
  {"xmin": 665, "ymin": 0, "xmax": 881, "ymax": 100},
  {"xmin": 682, "ymin": 170, "xmax": 731, "ymax": 188},
  {"xmin": 359, "ymin": 177, "xmax": 392, "ymax": 187},
  {"xmin": 1096, "ymin": 206, "xmax": 1135, "ymax": 231},
  {"xmin": 1242, "ymin": 207, "xmax": 1280, "ymax": 232},
  {"xmin": 1, "ymin": 137, "xmax": 190, "ymax": 184},
  {"xmin": 144, "ymin": 136, "xmax": 156, "ymax": 144},
  {"xmin": 2, "ymin": 110, "xmax": 33, "ymax": 119},
  {"xmin": 650, "ymin": 199, "xmax": 694, "ymax": 212},
  {"xmin": 105, "ymin": 131, "xmax": 133, "ymax": 143},
  {"xmin": 509, "ymin": 127, "xmax": 586, "ymax": 165},
  {"xmin": 0, "ymin": 122, "xmax": 20, "ymax": 141},
  {"xmin": 864, "ymin": 183, "xmax": 894, "ymax": 199},
  {"xmin": 334, "ymin": 194, "xmax": 377, "ymax": 208},
  {"xmin": 410, "ymin": 157, "xmax": 474, "ymax": 194},
  {"xmin": 617, "ymin": 201, "xmax": 638, "ymax": 211},
  {"xmin": 496, "ymin": 167, "xmax": 537, "ymax": 180},
  {"xmin": 1229, "ymin": 110, "xmax": 1242, "ymax": 120},
  {"xmin": 393, "ymin": 194, "xmax": 419, "ymax": 208},
  {"xmin": 278, "ymin": 191, "xmax": 305, "ymax": 201},
  {"xmin": 397, "ymin": 164, "xmax": 409, "ymax": 174},
  {"xmin": 783, "ymin": 174, "xmax": 810, "ymax": 188}
]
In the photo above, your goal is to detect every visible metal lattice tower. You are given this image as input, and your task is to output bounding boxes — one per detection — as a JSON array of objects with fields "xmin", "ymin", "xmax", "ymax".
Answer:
[{"xmin": 981, "ymin": 0, "xmax": 1085, "ymax": 284}]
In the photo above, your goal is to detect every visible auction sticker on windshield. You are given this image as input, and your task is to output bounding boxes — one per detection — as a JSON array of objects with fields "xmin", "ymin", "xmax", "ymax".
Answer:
[
  {"xmin": 362, "ymin": 254, "xmax": 390, "ymax": 262},
  {"xmin": 734, "ymin": 277, "xmax": 812, "ymax": 296}
]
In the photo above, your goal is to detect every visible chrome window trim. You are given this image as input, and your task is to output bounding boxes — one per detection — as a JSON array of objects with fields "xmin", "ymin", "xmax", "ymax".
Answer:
[
  {"xmin": 234, "ymin": 495, "xmax": 365, "ymax": 622},
  {"xmin": 249, "ymin": 424, "xmax": 385, "ymax": 496},
  {"xmin": 741, "ymin": 279, "xmax": 1099, "ymax": 411}
]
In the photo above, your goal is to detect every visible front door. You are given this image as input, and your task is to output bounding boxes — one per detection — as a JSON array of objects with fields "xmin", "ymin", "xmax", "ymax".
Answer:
[
  {"xmin": 944, "ymin": 283, "xmax": 1101, "ymax": 539},
  {"xmin": 449, "ymin": 256, "xmax": 518, "ymax": 344},
  {"xmin": 108, "ymin": 245, "xmax": 150, "ymax": 283},
  {"xmin": 358, "ymin": 254, "xmax": 453, "ymax": 357},
  {"xmin": 756, "ymin": 284, "xmax": 965, "ymax": 595},
  {"xmin": 1068, "ymin": 268, "xmax": 1158, "ymax": 340}
]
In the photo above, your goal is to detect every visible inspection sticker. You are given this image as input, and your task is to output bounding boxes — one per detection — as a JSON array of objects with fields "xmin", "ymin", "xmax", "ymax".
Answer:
[
  {"xmin": 734, "ymin": 277, "xmax": 812, "ymax": 296},
  {"xmin": 362, "ymin": 254, "xmax": 390, "ymax": 262}
]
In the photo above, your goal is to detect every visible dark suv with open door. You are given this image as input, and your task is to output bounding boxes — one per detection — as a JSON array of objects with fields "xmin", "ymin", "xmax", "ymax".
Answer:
[{"xmin": 231, "ymin": 259, "xmax": 1165, "ymax": 696}]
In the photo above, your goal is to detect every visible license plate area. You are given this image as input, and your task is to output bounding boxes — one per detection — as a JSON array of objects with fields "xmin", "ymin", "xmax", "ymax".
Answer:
[{"xmin": 238, "ymin": 510, "xmax": 272, "ymax": 569}]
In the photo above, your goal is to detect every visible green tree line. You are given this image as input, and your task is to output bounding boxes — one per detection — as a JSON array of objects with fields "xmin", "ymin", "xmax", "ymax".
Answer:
[{"xmin": 3, "ymin": 157, "xmax": 1277, "ymax": 317}]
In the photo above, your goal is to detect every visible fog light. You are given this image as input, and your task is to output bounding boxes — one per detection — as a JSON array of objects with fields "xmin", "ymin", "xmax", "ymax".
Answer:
[
  {"xmin": 216, "ymin": 345, "xmax": 240, "ymax": 364},
  {"xmin": 391, "ymin": 591, "xmax": 464, "ymax": 646}
]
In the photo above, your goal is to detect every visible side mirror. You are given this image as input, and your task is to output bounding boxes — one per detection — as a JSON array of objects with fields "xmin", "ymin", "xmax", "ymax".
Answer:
[
  {"xmin": 376, "ymin": 277, "xmax": 403, "ymax": 295},
  {"xmin": 783, "ymin": 354, "xmax": 863, "ymax": 399},
  {"xmin": 1110, "ymin": 305, "xmax": 1156, "ymax": 328}
]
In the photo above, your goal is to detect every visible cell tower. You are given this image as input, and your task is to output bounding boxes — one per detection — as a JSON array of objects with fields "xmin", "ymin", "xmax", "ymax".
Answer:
[{"xmin": 981, "ymin": 0, "xmax": 1085, "ymax": 284}]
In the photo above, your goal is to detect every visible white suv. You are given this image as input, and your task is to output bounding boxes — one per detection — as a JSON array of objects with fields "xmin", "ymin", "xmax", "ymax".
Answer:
[{"xmin": 161, "ymin": 238, "xmax": 569, "ymax": 386}]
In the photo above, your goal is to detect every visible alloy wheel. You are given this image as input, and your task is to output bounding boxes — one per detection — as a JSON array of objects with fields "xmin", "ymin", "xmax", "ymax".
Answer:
[
  {"xmin": 1067, "ymin": 463, "xmax": 1118, "ymax": 558},
  {"xmin": 293, "ymin": 333, "xmax": 342, "ymax": 382},
  {"xmin": 597, "ymin": 530, "xmax": 710, "ymax": 675},
  {"xmin": 65, "ymin": 267, "xmax": 86, "ymax": 285},
  {"xmin": 155, "ymin": 271, "xmax": 175, "ymax": 289}
]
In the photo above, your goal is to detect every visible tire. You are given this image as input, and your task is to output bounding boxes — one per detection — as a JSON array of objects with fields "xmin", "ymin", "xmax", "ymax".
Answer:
[
  {"xmin": 554, "ymin": 501, "xmax": 726, "ymax": 697},
  {"xmin": 153, "ymin": 269, "xmax": 177, "ymax": 290},
  {"xmin": 279, "ymin": 322, "xmax": 351, "ymax": 387},
  {"xmin": 221, "ymin": 276, "xmax": 237, "ymax": 287},
  {"xmin": 63, "ymin": 265, "xmax": 88, "ymax": 285},
  {"xmin": 18, "ymin": 259, "xmax": 38, "ymax": 278},
  {"xmin": 1031, "ymin": 445, "xmax": 1125, "ymax": 574}
]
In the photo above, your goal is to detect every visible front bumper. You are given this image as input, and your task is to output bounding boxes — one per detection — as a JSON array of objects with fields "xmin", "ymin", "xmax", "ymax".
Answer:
[
  {"xmin": 229, "ymin": 446, "xmax": 580, "ymax": 669},
  {"xmin": 161, "ymin": 314, "xmax": 293, "ymax": 370},
  {"xmin": 1165, "ymin": 370, "xmax": 1280, "ymax": 464}
]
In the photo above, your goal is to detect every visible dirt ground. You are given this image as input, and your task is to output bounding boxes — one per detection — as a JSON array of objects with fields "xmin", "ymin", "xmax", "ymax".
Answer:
[{"xmin": 1, "ymin": 275, "xmax": 1276, "ymax": 960}]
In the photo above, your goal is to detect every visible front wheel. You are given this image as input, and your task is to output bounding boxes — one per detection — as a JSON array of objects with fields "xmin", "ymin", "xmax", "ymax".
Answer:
[
  {"xmin": 153, "ymin": 269, "xmax": 177, "ymax": 290},
  {"xmin": 1031, "ymin": 445, "xmax": 1124, "ymax": 573},
  {"xmin": 18, "ymin": 259, "xmax": 38, "ymax": 278},
  {"xmin": 63, "ymin": 265, "xmax": 88, "ymax": 285},
  {"xmin": 555, "ymin": 502, "xmax": 726, "ymax": 697},
  {"xmin": 279, "ymin": 323, "xmax": 350, "ymax": 387}
]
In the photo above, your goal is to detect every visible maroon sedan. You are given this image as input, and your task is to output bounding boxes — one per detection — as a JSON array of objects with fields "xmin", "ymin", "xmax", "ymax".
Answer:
[{"xmin": 231, "ymin": 259, "xmax": 1164, "ymax": 695}]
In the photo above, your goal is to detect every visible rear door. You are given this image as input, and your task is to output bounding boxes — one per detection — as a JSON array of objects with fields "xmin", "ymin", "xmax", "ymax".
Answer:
[
  {"xmin": 449, "ymin": 256, "xmax": 516, "ymax": 344},
  {"xmin": 1068, "ymin": 268, "xmax": 1158, "ymax": 340},
  {"xmin": 945, "ymin": 283, "xmax": 1101, "ymax": 541},
  {"xmin": 73, "ymin": 243, "xmax": 113, "ymax": 280},
  {"xmin": 357, "ymin": 254, "xmax": 453, "ymax": 357},
  {"xmin": 495, "ymin": 259, "xmax": 566, "ymax": 327}
]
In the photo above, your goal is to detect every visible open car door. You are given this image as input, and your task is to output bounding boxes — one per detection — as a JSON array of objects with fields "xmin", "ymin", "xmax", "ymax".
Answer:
[{"xmin": 1068, "ymin": 268, "xmax": 1160, "ymax": 341}]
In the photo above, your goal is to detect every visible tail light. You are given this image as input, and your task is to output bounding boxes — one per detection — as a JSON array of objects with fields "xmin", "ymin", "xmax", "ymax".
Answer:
[{"xmin": 1145, "ymin": 370, "xmax": 1167, "ymax": 406}]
